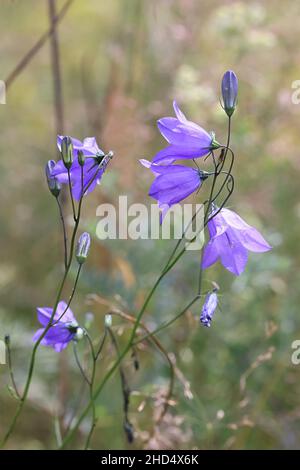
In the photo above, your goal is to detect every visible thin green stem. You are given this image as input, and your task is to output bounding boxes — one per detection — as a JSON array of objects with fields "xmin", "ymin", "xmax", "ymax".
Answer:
[
  {"xmin": 67, "ymin": 168, "xmax": 77, "ymax": 222},
  {"xmin": 56, "ymin": 196, "xmax": 68, "ymax": 271},
  {"xmin": 83, "ymin": 331, "xmax": 106, "ymax": 450}
]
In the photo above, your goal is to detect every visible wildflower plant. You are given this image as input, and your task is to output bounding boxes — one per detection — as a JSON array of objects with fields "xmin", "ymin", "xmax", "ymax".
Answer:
[{"xmin": 1, "ymin": 70, "xmax": 271, "ymax": 449}]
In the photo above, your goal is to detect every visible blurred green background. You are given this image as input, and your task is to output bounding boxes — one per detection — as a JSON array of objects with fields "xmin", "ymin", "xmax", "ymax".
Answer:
[{"xmin": 0, "ymin": 0, "xmax": 299, "ymax": 450}]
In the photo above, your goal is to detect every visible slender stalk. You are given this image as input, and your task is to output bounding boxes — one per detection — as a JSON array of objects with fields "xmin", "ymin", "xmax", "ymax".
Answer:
[
  {"xmin": 56, "ymin": 197, "xmax": 68, "ymax": 271},
  {"xmin": 67, "ymin": 168, "xmax": 77, "ymax": 222},
  {"xmin": 1, "ymin": 164, "xmax": 102, "ymax": 448},
  {"xmin": 107, "ymin": 328, "xmax": 133, "ymax": 444},
  {"xmin": 133, "ymin": 296, "xmax": 200, "ymax": 346},
  {"xmin": 83, "ymin": 331, "xmax": 106, "ymax": 450},
  {"xmin": 6, "ymin": 339, "xmax": 21, "ymax": 400}
]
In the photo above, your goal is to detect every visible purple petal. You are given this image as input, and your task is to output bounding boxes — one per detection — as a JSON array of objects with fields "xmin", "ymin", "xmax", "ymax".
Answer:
[
  {"xmin": 56, "ymin": 301, "xmax": 76, "ymax": 324},
  {"xmin": 37, "ymin": 307, "xmax": 53, "ymax": 327},
  {"xmin": 218, "ymin": 234, "xmax": 249, "ymax": 275},
  {"xmin": 202, "ymin": 240, "xmax": 219, "ymax": 269},
  {"xmin": 153, "ymin": 144, "xmax": 210, "ymax": 165},
  {"xmin": 173, "ymin": 101, "xmax": 187, "ymax": 122},
  {"xmin": 237, "ymin": 227, "xmax": 272, "ymax": 253},
  {"xmin": 220, "ymin": 208, "xmax": 272, "ymax": 252},
  {"xmin": 149, "ymin": 166, "xmax": 201, "ymax": 205},
  {"xmin": 157, "ymin": 118, "xmax": 212, "ymax": 149}
]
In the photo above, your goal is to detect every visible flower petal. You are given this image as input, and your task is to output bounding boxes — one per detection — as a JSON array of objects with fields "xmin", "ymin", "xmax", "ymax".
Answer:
[
  {"xmin": 153, "ymin": 144, "xmax": 210, "ymax": 164},
  {"xmin": 218, "ymin": 234, "xmax": 248, "ymax": 275},
  {"xmin": 202, "ymin": 240, "xmax": 220, "ymax": 269},
  {"xmin": 157, "ymin": 118, "xmax": 212, "ymax": 149},
  {"xmin": 173, "ymin": 100, "xmax": 187, "ymax": 122}
]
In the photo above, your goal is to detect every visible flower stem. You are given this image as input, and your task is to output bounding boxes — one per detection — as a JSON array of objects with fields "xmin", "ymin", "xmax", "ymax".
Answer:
[{"xmin": 56, "ymin": 196, "xmax": 68, "ymax": 271}]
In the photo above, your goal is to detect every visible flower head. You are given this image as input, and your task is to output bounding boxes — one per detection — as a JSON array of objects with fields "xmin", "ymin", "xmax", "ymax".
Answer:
[
  {"xmin": 33, "ymin": 301, "xmax": 80, "ymax": 352},
  {"xmin": 202, "ymin": 207, "xmax": 272, "ymax": 276},
  {"xmin": 200, "ymin": 291, "xmax": 218, "ymax": 327},
  {"xmin": 51, "ymin": 135, "xmax": 112, "ymax": 200},
  {"xmin": 140, "ymin": 158, "xmax": 206, "ymax": 221},
  {"xmin": 221, "ymin": 70, "xmax": 238, "ymax": 117},
  {"xmin": 152, "ymin": 101, "xmax": 220, "ymax": 165},
  {"xmin": 45, "ymin": 160, "xmax": 61, "ymax": 197}
]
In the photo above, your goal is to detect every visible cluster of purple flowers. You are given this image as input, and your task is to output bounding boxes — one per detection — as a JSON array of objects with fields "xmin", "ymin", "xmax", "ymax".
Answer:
[
  {"xmin": 50, "ymin": 136, "xmax": 113, "ymax": 200},
  {"xmin": 141, "ymin": 71, "xmax": 271, "ymax": 327},
  {"xmin": 34, "ymin": 136, "xmax": 109, "ymax": 351}
]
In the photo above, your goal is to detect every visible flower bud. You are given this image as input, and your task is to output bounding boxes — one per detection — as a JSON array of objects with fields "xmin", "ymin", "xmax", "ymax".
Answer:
[
  {"xmin": 74, "ymin": 327, "xmax": 85, "ymax": 341},
  {"xmin": 76, "ymin": 232, "xmax": 91, "ymax": 264},
  {"xmin": 200, "ymin": 291, "xmax": 218, "ymax": 328},
  {"xmin": 104, "ymin": 314, "xmax": 112, "ymax": 328},
  {"xmin": 61, "ymin": 136, "xmax": 73, "ymax": 169},
  {"xmin": 45, "ymin": 160, "xmax": 61, "ymax": 197},
  {"xmin": 78, "ymin": 150, "xmax": 85, "ymax": 167},
  {"xmin": 221, "ymin": 70, "xmax": 238, "ymax": 117}
]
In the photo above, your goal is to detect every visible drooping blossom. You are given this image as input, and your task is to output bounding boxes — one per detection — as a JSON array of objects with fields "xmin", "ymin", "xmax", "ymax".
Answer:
[
  {"xmin": 152, "ymin": 101, "xmax": 220, "ymax": 165},
  {"xmin": 202, "ymin": 207, "xmax": 272, "ymax": 276},
  {"xmin": 33, "ymin": 301, "xmax": 82, "ymax": 352},
  {"xmin": 52, "ymin": 136, "xmax": 112, "ymax": 200},
  {"xmin": 140, "ymin": 158, "xmax": 207, "ymax": 221},
  {"xmin": 221, "ymin": 70, "xmax": 238, "ymax": 117},
  {"xmin": 200, "ymin": 291, "xmax": 218, "ymax": 327}
]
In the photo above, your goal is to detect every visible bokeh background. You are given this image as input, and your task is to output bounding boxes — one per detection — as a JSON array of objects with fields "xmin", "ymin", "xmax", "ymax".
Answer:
[{"xmin": 0, "ymin": 0, "xmax": 299, "ymax": 450}]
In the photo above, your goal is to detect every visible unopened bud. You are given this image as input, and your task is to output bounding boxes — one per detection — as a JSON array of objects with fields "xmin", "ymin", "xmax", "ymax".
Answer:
[
  {"xmin": 76, "ymin": 232, "xmax": 91, "ymax": 264},
  {"xmin": 74, "ymin": 327, "xmax": 85, "ymax": 341},
  {"xmin": 78, "ymin": 150, "xmax": 85, "ymax": 166},
  {"xmin": 61, "ymin": 136, "xmax": 73, "ymax": 169},
  {"xmin": 45, "ymin": 160, "xmax": 61, "ymax": 197},
  {"xmin": 104, "ymin": 314, "xmax": 112, "ymax": 328},
  {"xmin": 221, "ymin": 70, "xmax": 238, "ymax": 117}
]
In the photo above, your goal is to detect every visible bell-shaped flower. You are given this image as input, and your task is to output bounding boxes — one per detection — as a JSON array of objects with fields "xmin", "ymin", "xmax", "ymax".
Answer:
[
  {"xmin": 152, "ymin": 101, "xmax": 220, "ymax": 165},
  {"xmin": 140, "ymin": 159, "xmax": 206, "ymax": 221},
  {"xmin": 33, "ymin": 301, "xmax": 80, "ymax": 352},
  {"xmin": 202, "ymin": 207, "xmax": 272, "ymax": 276},
  {"xmin": 51, "ymin": 135, "xmax": 112, "ymax": 200}
]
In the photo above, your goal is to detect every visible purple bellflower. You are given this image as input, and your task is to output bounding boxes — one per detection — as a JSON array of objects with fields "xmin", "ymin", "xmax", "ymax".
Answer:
[
  {"xmin": 52, "ymin": 136, "xmax": 112, "ymax": 200},
  {"xmin": 202, "ymin": 207, "xmax": 272, "ymax": 276},
  {"xmin": 152, "ymin": 101, "xmax": 220, "ymax": 165},
  {"xmin": 140, "ymin": 158, "xmax": 207, "ymax": 221},
  {"xmin": 33, "ymin": 301, "xmax": 82, "ymax": 352},
  {"xmin": 200, "ymin": 291, "xmax": 218, "ymax": 327}
]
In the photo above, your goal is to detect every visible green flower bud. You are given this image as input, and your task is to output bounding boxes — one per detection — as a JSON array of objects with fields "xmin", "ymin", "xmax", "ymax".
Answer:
[
  {"xmin": 74, "ymin": 327, "xmax": 85, "ymax": 341},
  {"xmin": 78, "ymin": 150, "xmax": 85, "ymax": 166},
  {"xmin": 76, "ymin": 232, "xmax": 91, "ymax": 264},
  {"xmin": 104, "ymin": 314, "xmax": 112, "ymax": 328},
  {"xmin": 61, "ymin": 136, "xmax": 73, "ymax": 169}
]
